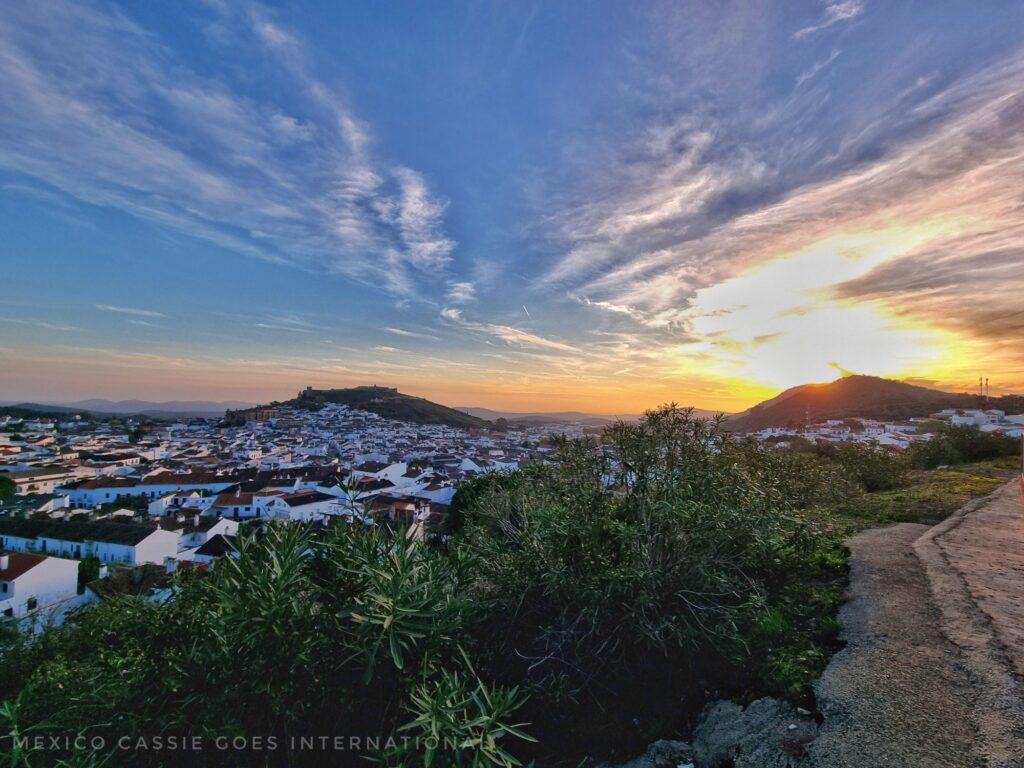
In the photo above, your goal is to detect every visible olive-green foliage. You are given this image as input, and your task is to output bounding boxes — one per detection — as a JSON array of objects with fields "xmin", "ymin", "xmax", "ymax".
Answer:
[
  {"xmin": 0, "ymin": 476, "xmax": 14, "ymax": 498},
  {"xmin": 76, "ymin": 556, "xmax": 100, "ymax": 591},
  {"xmin": 909, "ymin": 423, "xmax": 1019, "ymax": 469},
  {"xmin": 455, "ymin": 407, "xmax": 842, "ymax": 759},
  {"xmin": 2, "ymin": 406, "xmax": 855, "ymax": 768},
  {"xmin": 814, "ymin": 441, "xmax": 908, "ymax": 493},
  {"xmin": 0, "ymin": 524, "xmax": 530, "ymax": 768},
  {"xmin": 382, "ymin": 653, "xmax": 537, "ymax": 768}
]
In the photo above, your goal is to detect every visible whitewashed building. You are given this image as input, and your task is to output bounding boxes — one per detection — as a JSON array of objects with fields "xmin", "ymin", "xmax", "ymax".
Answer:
[
  {"xmin": 0, "ymin": 519, "xmax": 178, "ymax": 566},
  {"xmin": 0, "ymin": 552, "xmax": 79, "ymax": 619}
]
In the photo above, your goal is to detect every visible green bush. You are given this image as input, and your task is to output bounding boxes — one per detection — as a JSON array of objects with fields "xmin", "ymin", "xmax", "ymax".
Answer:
[
  {"xmin": 454, "ymin": 407, "xmax": 839, "ymax": 759},
  {"xmin": 76, "ymin": 555, "xmax": 101, "ymax": 591},
  {"xmin": 816, "ymin": 442, "xmax": 908, "ymax": 492},
  {"xmin": 909, "ymin": 424, "xmax": 1019, "ymax": 469},
  {"xmin": 0, "ymin": 406, "xmax": 847, "ymax": 767}
]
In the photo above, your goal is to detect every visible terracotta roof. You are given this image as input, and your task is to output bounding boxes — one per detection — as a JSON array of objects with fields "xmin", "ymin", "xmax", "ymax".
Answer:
[
  {"xmin": 354, "ymin": 461, "xmax": 388, "ymax": 473},
  {"xmin": 280, "ymin": 490, "xmax": 334, "ymax": 507},
  {"xmin": 0, "ymin": 551, "xmax": 47, "ymax": 580},
  {"xmin": 213, "ymin": 492, "xmax": 254, "ymax": 506},
  {"xmin": 72, "ymin": 477, "xmax": 138, "ymax": 490},
  {"xmin": 140, "ymin": 471, "xmax": 222, "ymax": 486}
]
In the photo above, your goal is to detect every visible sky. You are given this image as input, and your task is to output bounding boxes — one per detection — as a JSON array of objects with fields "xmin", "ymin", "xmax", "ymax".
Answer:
[{"xmin": 2, "ymin": 0, "xmax": 1024, "ymax": 414}]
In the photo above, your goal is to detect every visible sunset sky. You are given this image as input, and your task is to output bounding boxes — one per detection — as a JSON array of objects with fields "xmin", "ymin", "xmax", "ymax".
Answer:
[{"xmin": 2, "ymin": 1, "xmax": 1024, "ymax": 413}]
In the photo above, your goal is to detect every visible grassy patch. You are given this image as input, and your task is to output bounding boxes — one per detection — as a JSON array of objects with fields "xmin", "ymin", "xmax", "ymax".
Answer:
[
  {"xmin": 826, "ymin": 455, "xmax": 1018, "ymax": 533},
  {"xmin": 753, "ymin": 455, "xmax": 1018, "ymax": 706}
]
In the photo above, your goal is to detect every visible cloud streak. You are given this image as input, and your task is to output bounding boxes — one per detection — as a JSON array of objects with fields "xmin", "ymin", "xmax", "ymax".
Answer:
[
  {"xmin": 95, "ymin": 304, "xmax": 166, "ymax": 318},
  {"xmin": 544, "ymin": 43, "xmax": 1024, "ymax": 392},
  {"xmin": 385, "ymin": 327, "xmax": 440, "ymax": 341},
  {"xmin": 0, "ymin": 0, "xmax": 455, "ymax": 298},
  {"xmin": 793, "ymin": 1, "xmax": 864, "ymax": 40}
]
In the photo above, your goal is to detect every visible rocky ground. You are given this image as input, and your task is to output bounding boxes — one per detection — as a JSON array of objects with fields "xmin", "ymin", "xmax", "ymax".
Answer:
[{"xmin": 609, "ymin": 481, "xmax": 1024, "ymax": 768}]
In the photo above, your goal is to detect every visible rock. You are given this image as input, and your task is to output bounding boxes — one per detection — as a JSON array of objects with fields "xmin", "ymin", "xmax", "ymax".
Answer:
[
  {"xmin": 691, "ymin": 698, "xmax": 817, "ymax": 768},
  {"xmin": 644, "ymin": 739, "xmax": 694, "ymax": 767},
  {"xmin": 598, "ymin": 738, "xmax": 694, "ymax": 768}
]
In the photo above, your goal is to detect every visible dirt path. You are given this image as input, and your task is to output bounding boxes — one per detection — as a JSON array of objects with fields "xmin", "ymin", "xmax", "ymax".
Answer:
[
  {"xmin": 914, "ymin": 482, "xmax": 1024, "ymax": 768},
  {"xmin": 807, "ymin": 522, "xmax": 986, "ymax": 768},
  {"xmin": 925, "ymin": 481, "xmax": 1024, "ymax": 678}
]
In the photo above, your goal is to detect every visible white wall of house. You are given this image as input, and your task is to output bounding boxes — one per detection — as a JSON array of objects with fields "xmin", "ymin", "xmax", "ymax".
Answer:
[
  {"xmin": 132, "ymin": 530, "xmax": 179, "ymax": 565},
  {"xmin": 0, "ymin": 530, "xmax": 178, "ymax": 566},
  {"xmin": 0, "ymin": 556, "xmax": 78, "ymax": 619},
  {"xmin": 10, "ymin": 472, "xmax": 77, "ymax": 495},
  {"xmin": 61, "ymin": 481, "xmax": 234, "ymax": 508},
  {"xmin": 273, "ymin": 498, "xmax": 338, "ymax": 522},
  {"xmin": 178, "ymin": 518, "xmax": 238, "ymax": 549}
]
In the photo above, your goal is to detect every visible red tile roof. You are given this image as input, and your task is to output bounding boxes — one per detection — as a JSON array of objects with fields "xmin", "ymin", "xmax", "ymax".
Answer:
[{"xmin": 0, "ymin": 552, "xmax": 47, "ymax": 580}]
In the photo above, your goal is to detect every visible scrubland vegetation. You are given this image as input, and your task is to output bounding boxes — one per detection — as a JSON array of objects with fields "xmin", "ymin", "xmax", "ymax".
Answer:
[{"xmin": 0, "ymin": 409, "xmax": 1017, "ymax": 767}]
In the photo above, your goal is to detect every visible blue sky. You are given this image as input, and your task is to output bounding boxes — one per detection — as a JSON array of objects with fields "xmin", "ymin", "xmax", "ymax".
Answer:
[{"xmin": 2, "ymin": 1, "xmax": 1024, "ymax": 412}]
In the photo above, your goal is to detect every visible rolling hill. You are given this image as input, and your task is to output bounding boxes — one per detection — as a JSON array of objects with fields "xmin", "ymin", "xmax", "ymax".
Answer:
[
  {"xmin": 58, "ymin": 399, "xmax": 253, "ymax": 416},
  {"xmin": 286, "ymin": 386, "xmax": 491, "ymax": 430},
  {"xmin": 0, "ymin": 399, "xmax": 250, "ymax": 420},
  {"xmin": 725, "ymin": 375, "xmax": 1024, "ymax": 432},
  {"xmin": 456, "ymin": 406, "xmax": 724, "ymax": 427},
  {"xmin": 0, "ymin": 403, "xmax": 93, "ymax": 419}
]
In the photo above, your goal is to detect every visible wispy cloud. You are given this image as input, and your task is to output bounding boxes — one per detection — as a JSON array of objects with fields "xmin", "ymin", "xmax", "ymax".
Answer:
[
  {"xmin": 440, "ymin": 307, "xmax": 576, "ymax": 354},
  {"xmin": 95, "ymin": 304, "xmax": 166, "ymax": 318},
  {"xmin": 385, "ymin": 327, "xmax": 440, "ymax": 341},
  {"xmin": 543, "ymin": 44, "xmax": 1024, "ymax": 390},
  {"xmin": 254, "ymin": 322, "xmax": 313, "ymax": 333},
  {"xmin": 796, "ymin": 49, "xmax": 841, "ymax": 87},
  {"xmin": 446, "ymin": 281, "xmax": 476, "ymax": 303},
  {"xmin": 793, "ymin": 1, "xmax": 864, "ymax": 40},
  {"xmin": 482, "ymin": 324, "xmax": 576, "ymax": 353},
  {"xmin": 1, "ymin": 317, "xmax": 79, "ymax": 332},
  {"xmin": 0, "ymin": 0, "xmax": 455, "ymax": 298}
]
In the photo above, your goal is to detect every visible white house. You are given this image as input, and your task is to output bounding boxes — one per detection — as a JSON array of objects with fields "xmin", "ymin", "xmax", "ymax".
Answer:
[
  {"xmin": 350, "ymin": 461, "xmax": 408, "ymax": 485},
  {"xmin": 0, "ymin": 552, "xmax": 79, "ymax": 619},
  {"xmin": 191, "ymin": 534, "xmax": 237, "ymax": 564},
  {"xmin": 170, "ymin": 516, "xmax": 238, "ymax": 550},
  {"xmin": 0, "ymin": 519, "xmax": 179, "ymax": 566},
  {"xmin": 147, "ymin": 490, "xmax": 214, "ymax": 517},
  {"xmin": 1, "ymin": 468, "xmax": 79, "ymax": 495},
  {"xmin": 265, "ymin": 490, "xmax": 340, "ymax": 522},
  {"xmin": 60, "ymin": 471, "xmax": 235, "ymax": 508},
  {"xmin": 947, "ymin": 409, "xmax": 1006, "ymax": 427}
]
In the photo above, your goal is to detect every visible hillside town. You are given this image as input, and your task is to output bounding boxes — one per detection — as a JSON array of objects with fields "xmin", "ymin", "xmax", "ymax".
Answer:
[
  {"xmin": 1, "ymin": 398, "xmax": 1021, "ymax": 630},
  {"xmin": 0, "ymin": 401, "xmax": 584, "ymax": 627},
  {"xmin": 746, "ymin": 408, "xmax": 1024, "ymax": 449}
]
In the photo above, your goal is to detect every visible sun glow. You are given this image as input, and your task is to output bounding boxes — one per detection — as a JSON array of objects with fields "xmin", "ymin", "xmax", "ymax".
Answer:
[{"xmin": 684, "ymin": 219, "xmax": 971, "ymax": 390}]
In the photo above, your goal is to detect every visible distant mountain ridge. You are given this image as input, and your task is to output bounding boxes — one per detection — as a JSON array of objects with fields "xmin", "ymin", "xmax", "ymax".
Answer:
[
  {"xmin": 456, "ymin": 406, "xmax": 724, "ymax": 427},
  {"xmin": 0, "ymin": 403, "xmax": 94, "ymax": 419},
  {"xmin": 726, "ymin": 375, "xmax": 1024, "ymax": 432},
  {"xmin": 61, "ymin": 399, "xmax": 253, "ymax": 416},
  {"xmin": 285, "ymin": 386, "xmax": 490, "ymax": 430},
  {"xmin": 0, "ymin": 399, "xmax": 253, "ymax": 420}
]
